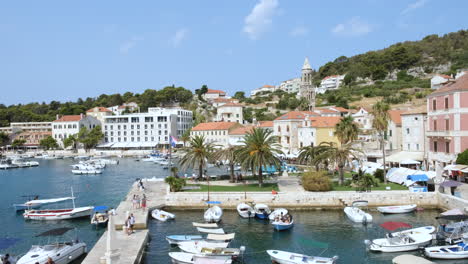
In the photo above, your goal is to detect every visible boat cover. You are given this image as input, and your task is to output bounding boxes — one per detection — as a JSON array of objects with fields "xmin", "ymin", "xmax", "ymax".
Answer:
[
  {"xmin": 35, "ymin": 227, "xmax": 73, "ymax": 237},
  {"xmin": 93, "ymin": 206, "xmax": 109, "ymax": 211},
  {"xmin": 207, "ymin": 233, "xmax": 235, "ymax": 241},
  {"xmin": 206, "ymin": 201, "xmax": 221, "ymax": 204},
  {"xmin": 380, "ymin": 222, "xmax": 412, "ymax": 231}
]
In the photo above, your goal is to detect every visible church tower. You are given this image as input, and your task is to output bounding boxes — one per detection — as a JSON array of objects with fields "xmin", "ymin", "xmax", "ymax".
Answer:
[{"xmin": 300, "ymin": 57, "xmax": 315, "ymax": 111}]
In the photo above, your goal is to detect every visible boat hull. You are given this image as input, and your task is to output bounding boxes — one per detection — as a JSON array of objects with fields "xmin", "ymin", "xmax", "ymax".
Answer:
[
  {"xmin": 377, "ymin": 204, "xmax": 417, "ymax": 214},
  {"xmin": 204, "ymin": 206, "xmax": 223, "ymax": 223},
  {"xmin": 166, "ymin": 235, "xmax": 203, "ymax": 245},
  {"xmin": 236, "ymin": 203, "xmax": 255, "ymax": 218},
  {"xmin": 425, "ymin": 245, "xmax": 468, "ymax": 259},
  {"xmin": 272, "ymin": 221, "xmax": 294, "ymax": 231},
  {"xmin": 24, "ymin": 207, "xmax": 93, "ymax": 221},
  {"xmin": 17, "ymin": 242, "xmax": 87, "ymax": 264},
  {"xmin": 369, "ymin": 235, "xmax": 433, "ymax": 253},
  {"xmin": 152, "ymin": 209, "xmax": 175, "ymax": 222},
  {"xmin": 344, "ymin": 207, "xmax": 372, "ymax": 223},
  {"xmin": 267, "ymin": 250, "xmax": 337, "ymax": 264}
]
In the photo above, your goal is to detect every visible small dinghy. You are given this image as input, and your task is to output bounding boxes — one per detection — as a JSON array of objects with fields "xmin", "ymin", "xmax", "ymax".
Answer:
[
  {"xmin": 269, "ymin": 208, "xmax": 288, "ymax": 221},
  {"xmin": 197, "ymin": 227, "xmax": 225, "ymax": 234},
  {"xmin": 166, "ymin": 235, "xmax": 204, "ymax": 245},
  {"xmin": 272, "ymin": 213, "xmax": 294, "ymax": 231},
  {"xmin": 344, "ymin": 206, "xmax": 372, "ymax": 223},
  {"xmin": 377, "ymin": 204, "xmax": 417, "ymax": 214},
  {"xmin": 206, "ymin": 233, "xmax": 235, "ymax": 242},
  {"xmin": 236, "ymin": 203, "xmax": 255, "ymax": 218},
  {"xmin": 90, "ymin": 206, "xmax": 109, "ymax": 227},
  {"xmin": 193, "ymin": 222, "xmax": 218, "ymax": 228},
  {"xmin": 253, "ymin": 204, "xmax": 271, "ymax": 219},
  {"xmin": 178, "ymin": 241, "xmax": 229, "ymax": 252},
  {"xmin": 204, "ymin": 203, "xmax": 223, "ymax": 223},
  {"xmin": 179, "ymin": 242, "xmax": 242, "ymax": 257},
  {"xmin": 425, "ymin": 234, "xmax": 468, "ymax": 259},
  {"xmin": 152, "ymin": 209, "xmax": 175, "ymax": 222},
  {"xmin": 168, "ymin": 252, "xmax": 232, "ymax": 264},
  {"xmin": 267, "ymin": 250, "xmax": 339, "ymax": 264}
]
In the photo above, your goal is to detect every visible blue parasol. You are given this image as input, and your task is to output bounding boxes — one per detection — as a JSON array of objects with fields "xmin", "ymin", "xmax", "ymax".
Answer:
[
  {"xmin": 206, "ymin": 201, "xmax": 221, "ymax": 204},
  {"xmin": 0, "ymin": 238, "xmax": 20, "ymax": 250},
  {"xmin": 93, "ymin": 206, "xmax": 109, "ymax": 211}
]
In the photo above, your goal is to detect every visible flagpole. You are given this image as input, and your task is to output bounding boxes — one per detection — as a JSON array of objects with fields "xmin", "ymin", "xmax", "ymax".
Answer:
[{"xmin": 169, "ymin": 134, "xmax": 172, "ymax": 175}]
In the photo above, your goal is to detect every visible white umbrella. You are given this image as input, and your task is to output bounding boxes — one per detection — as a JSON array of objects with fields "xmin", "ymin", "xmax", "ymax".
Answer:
[{"xmin": 400, "ymin": 159, "xmax": 420, "ymax": 165}]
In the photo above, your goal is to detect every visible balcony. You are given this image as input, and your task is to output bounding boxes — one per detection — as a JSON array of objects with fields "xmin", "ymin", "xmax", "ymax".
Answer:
[{"xmin": 426, "ymin": 130, "xmax": 453, "ymax": 137}]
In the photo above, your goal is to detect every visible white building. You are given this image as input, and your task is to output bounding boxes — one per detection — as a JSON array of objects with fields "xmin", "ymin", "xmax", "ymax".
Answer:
[
  {"xmin": 191, "ymin": 122, "xmax": 242, "ymax": 148},
  {"xmin": 279, "ymin": 78, "xmax": 301, "ymax": 94},
  {"xmin": 216, "ymin": 103, "xmax": 244, "ymax": 123},
  {"xmin": 273, "ymin": 111, "xmax": 316, "ymax": 155},
  {"xmin": 212, "ymin": 98, "xmax": 239, "ymax": 108},
  {"xmin": 431, "ymin": 74, "xmax": 452, "ymax": 90},
  {"xmin": 250, "ymin": 85, "xmax": 277, "ymax": 96},
  {"xmin": 401, "ymin": 107, "xmax": 427, "ymax": 153},
  {"xmin": 352, "ymin": 107, "xmax": 373, "ymax": 131},
  {"xmin": 86, "ymin": 107, "xmax": 113, "ymax": 123},
  {"xmin": 101, "ymin": 107, "xmax": 192, "ymax": 148},
  {"xmin": 228, "ymin": 125, "xmax": 253, "ymax": 146},
  {"xmin": 108, "ymin": 102, "xmax": 139, "ymax": 115},
  {"xmin": 52, "ymin": 114, "xmax": 101, "ymax": 148},
  {"xmin": 316, "ymin": 75, "xmax": 345, "ymax": 94},
  {"xmin": 203, "ymin": 89, "xmax": 227, "ymax": 101}
]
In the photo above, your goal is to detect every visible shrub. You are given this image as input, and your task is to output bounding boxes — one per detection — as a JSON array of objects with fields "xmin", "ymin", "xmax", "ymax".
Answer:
[
  {"xmin": 301, "ymin": 171, "xmax": 332, "ymax": 192},
  {"xmin": 374, "ymin": 169, "xmax": 385, "ymax": 182},
  {"xmin": 165, "ymin": 176, "xmax": 186, "ymax": 192},
  {"xmin": 456, "ymin": 149, "xmax": 468, "ymax": 165}
]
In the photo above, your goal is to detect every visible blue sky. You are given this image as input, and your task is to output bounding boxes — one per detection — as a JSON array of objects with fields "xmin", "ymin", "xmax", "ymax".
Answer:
[{"xmin": 1, "ymin": 0, "xmax": 467, "ymax": 105}]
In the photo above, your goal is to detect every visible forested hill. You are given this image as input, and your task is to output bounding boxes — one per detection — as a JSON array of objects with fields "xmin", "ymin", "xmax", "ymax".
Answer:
[{"xmin": 316, "ymin": 29, "xmax": 468, "ymax": 81}]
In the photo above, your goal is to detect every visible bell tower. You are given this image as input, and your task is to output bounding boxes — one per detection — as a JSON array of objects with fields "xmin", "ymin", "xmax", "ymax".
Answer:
[{"xmin": 300, "ymin": 57, "xmax": 315, "ymax": 111}]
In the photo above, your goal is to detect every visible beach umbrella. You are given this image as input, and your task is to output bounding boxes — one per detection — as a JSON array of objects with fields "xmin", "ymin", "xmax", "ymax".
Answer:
[
  {"xmin": 380, "ymin": 221, "xmax": 412, "ymax": 231},
  {"xmin": 440, "ymin": 180, "xmax": 463, "ymax": 188}
]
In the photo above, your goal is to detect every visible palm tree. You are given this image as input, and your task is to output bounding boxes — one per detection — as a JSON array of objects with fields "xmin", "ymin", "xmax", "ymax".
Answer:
[
  {"xmin": 237, "ymin": 128, "xmax": 283, "ymax": 187},
  {"xmin": 298, "ymin": 145, "xmax": 322, "ymax": 171},
  {"xmin": 214, "ymin": 146, "xmax": 240, "ymax": 183},
  {"xmin": 180, "ymin": 129, "xmax": 191, "ymax": 147},
  {"xmin": 179, "ymin": 135, "xmax": 216, "ymax": 181},
  {"xmin": 335, "ymin": 116, "xmax": 360, "ymax": 144},
  {"xmin": 313, "ymin": 142, "xmax": 363, "ymax": 185},
  {"xmin": 372, "ymin": 102, "xmax": 390, "ymax": 183}
]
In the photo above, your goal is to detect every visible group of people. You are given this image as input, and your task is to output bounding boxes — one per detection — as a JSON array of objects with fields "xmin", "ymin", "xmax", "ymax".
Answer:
[
  {"xmin": 124, "ymin": 213, "xmax": 136, "ymax": 235},
  {"xmin": 131, "ymin": 194, "xmax": 147, "ymax": 210},
  {"xmin": 274, "ymin": 212, "xmax": 292, "ymax": 224}
]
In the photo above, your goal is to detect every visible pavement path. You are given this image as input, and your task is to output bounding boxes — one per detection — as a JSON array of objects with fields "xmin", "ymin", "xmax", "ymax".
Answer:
[{"xmin": 277, "ymin": 171, "xmax": 304, "ymax": 192}]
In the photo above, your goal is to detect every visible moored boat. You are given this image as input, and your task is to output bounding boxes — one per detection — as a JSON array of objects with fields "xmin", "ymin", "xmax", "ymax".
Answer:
[
  {"xmin": 166, "ymin": 235, "xmax": 204, "ymax": 245},
  {"xmin": 377, "ymin": 204, "xmax": 417, "ymax": 214},
  {"xmin": 90, "ymin": 206, "xmax": 109, "ymax": 227},
  {"xmin": 152, "ymin": 209, "xmax": 175, "ymax": 222},
  {"xmin": 424, "ymin": 241, "xmax": 468, "ymax": 259},
  {"xmin": 24, "ymin": 206, "xmax": 94, "ymax": 221},
  {"xmin": 197, "ymin": 227, "xmax": 225, "ymax": 234},
  {"xmin": 253, "ymin": 204, "xmax": 271, "ymax": 219},
  {"xmin": 272, "ymin": 218, "xmax": 294, "ymax": 231},
  {"xmin": 266, "ymin": 250, "xmax": 338, "ymax": 264},
  {"xmin": 269, "ymin": 208, "xmax": 288, "ymax": 221},
  {"xmin": 71, "ymin": 164, "xmax": 102, "ymax": 174},
  {"xmin": 236, "ymin": 203, "xmax": 255, "ymax": 218},
  {"xmin": 168, "ymin": 252, "xmax": 232, "ymax": 264},
  {"xmin": 178, "ymin": 241, "xmax": 229, "ymax": 252},
  {"xmin": 344, "ymin": 206, "xmax": 372, "ymax": 223},
  {"xmin": 204, "ymin": 205, "xmax": 223, "ymax": 223}
]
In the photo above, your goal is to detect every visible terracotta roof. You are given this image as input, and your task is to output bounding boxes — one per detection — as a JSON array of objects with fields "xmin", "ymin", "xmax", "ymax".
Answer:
[
  {"xmin": 87, "ymin": 107, "xmax": 111, "ymax": 112},
  {"xmin": 401, "ymin": 106, "xmax": 427, "ymax": 115},
  {"xmin": 229, "ymin": 125, "xmax": 254, "ymax": 135},
  {"xmin": 213, "ymin": 98, "xmax": 233, "ymax": 103},
  {"xmin": 258, "ymin": 121, "xmax": 273, "ymax": 128},
  {"xmin": 315, "ymin": 107, "xmax": 339, "ymax": 114},
  {"xmin": 430, "ymin": 74, "xmax": 468, "ymax": 96},
  {"xmin": 331, "ymin": 106, "xmax": 349, "ymax": 112},
  {"xmin": 275, "ymin": 111, "xmax": 317, "ymax": 120},
  {"xmin": 436, "ymin": 74, "xmax": 452, "ymax": 79},
  {"xmin": 206, "ymin": 89, "xmax": 226, "ymax": 94},
  {"xmin": 307, "ymin": 116, "xmax": 342, "ymax": 128},
  {"xmin": 388, "ymin": 110, "xmax": 403, "ymax": 125},
  {"xmin": 261, "ymin": 85, "xmax": 275, "ymax": 88},
  {"xmin": 192, "ymin": 122, "xmax": 239, "ymax": 131},
  {"xmin": 53, "ymin": 115, "xmax": 83, "ymax": 122},
  {"xmin": 322, "ymin": 75, "xmax": 340, "ymax": 80},
  {"xmin": 219, "ymin": 102, "xmax": 243, "ymax": 107}
]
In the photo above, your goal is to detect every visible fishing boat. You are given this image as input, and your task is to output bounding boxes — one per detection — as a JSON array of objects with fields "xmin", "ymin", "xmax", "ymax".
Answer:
[
  {"xmin": 424, "ymin": 234, "xmax": 468, "ymax": 259},
  {"xmin": 178, "ymin": 241, "xmax": 229, "ymax": 251},
  {"xmin": 168, "ymin": 252, "xmax": 232, "ymax": 264},
  {"xmin": 344, "ymin": 200, "xmax": 372, "ymax": 223},
  {"xmin": 206, "ymin": 233, "xmax": 235, "ymax": 242},
  {"xmin": 236, "ymin": 203, "xmax": 255, "ymax": 218},
  {"xmin": 13, "ymin": 196, "xmax": 74, "ymax": 211},
  {"xmin": 196, "ymin": 228, "xmax": 225, "ymax": 234},
  {"xmin": 204, "ymin": 203, "xmax": 223, "ymax": 223},
  {"xmin": 71, "ymin": 164, "xmax": 102, "ymax": 174},
  {"xmin": 90, "ymin": 206, "xmax": 109, "ymax": 227},
  {"xmin": 266, "ymin": 250, "xmax": 339, "ymax": 264},
  {"xmin": 166, "ymin": 235, "xmax": 204, "ymax": 245},
  {"xmin": 253, "ymin": 204, "xmax": 271, "ymax": 219},
  {"xmin": 268, "ymin": 208, "xmax": 288, "ymax": 221},
  {"xmin": 16, "ymin": 228, "xmax": 87, "ymax": 264},
  {"xmin": 377, "ymin": 204, "xmax": 417, "ymax": 214},
  {"xmin": 152, "ymin": 209, "xmax": 175, "ymax": 222}
]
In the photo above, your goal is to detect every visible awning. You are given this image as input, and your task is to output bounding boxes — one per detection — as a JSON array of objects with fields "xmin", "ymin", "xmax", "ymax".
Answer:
[
  {"xmin": 386, "ymin": 151, "xmax": 424, "ymax": 163},
  {"xmin": 444, "ymin": 164, "xmax": 468, "ymax": 171},
  {"xmin": 97, "ymin": 142, "xmax": 114, "ymax": 148},
  {"xmin": 407, "ymin": 174, "xmax": 428, "ymax": 182},
  {"xmin": 400, "ymin": 159, "xmax": 420, "ymax": 165},
  {"xmin": 111, "ymin": 142, "xmax": 127, "ymax": 148}
]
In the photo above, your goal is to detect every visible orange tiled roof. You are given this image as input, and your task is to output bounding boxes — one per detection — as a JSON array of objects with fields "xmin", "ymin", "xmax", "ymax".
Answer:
[
  {"xmin": 261, "ymin": 85, "xmax": 275, "ymax": 88},
  {"xmin": 229, "ymin": 125, "xmax": 254, "ymax": 135},
  {"xmin": 192, "ymin": 122, "xmax": 239, "ymax": 131},
  {"xmin": 308, "ymin": 116, "xmax": 342, "ymax": 128},
  {"xmin": 206, "ymin": 89, "xmax": 226, "ymax": 94},
  {"xmin": 87, "ymin": 107, "xmax": 111, "ymax": 112},
  {"xmin": 213, "ymin": 98, "xmax": 233, "ymax": 103},
  {"xmin": 331, "ymin": 106, "xmax": 349, "ymax": 112},
  {"xmin": 388, "ymin": 110, "xmax": 403, "ymax": 125},
  {"xmin": 401, "ymin": 106, "xmax": 427, "ymax": 115},
  {"xmin": 437, "ymin": 74, "xmax": 452, "ymax": 79},
  {"xmin": 53, "ymin": 115, "xmax": 83, "ymax": 122},
  {"xmin": 275, "ymin": 111, "xmax": 317, "ymax": 120},
  {"xmin": 258, "ymin": 121, "xmax": 273, "ymax": 127},
  {"xmin": 430, "ymin": 74, "xmax": 468, "ymax": 96},
  {"xmin": 219, "ymin": 102, "xmax": 243, "ymax": 107}
]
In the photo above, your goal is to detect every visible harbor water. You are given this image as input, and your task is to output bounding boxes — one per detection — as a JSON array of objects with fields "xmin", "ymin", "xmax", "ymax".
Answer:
[{"xmin": 0, "ymin": 159, "xmax": 464, "ymax": 264}]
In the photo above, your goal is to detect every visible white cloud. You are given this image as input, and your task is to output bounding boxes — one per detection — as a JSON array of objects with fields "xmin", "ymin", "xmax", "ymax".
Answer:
[
  {"xmin": 119, "ymin": 36, "xmax": 143, "ymax": 54},
  {"xmin": 331, "ymin": 17, "xmax": 373, "ymax": 37},
  {"xmin": 290, "ymin": 26, "xmax": 308, "ymax": 37},
  {"xmin": 171, "ymin": 28, "xmax": 188, "ymax": 47},
  {"xmin": 243, "ymin": 0, "xmax": 279, "ymax": 40},
  {"xmin": 401, "ymin": 0, "xmax": 428, "ymax": 15}
]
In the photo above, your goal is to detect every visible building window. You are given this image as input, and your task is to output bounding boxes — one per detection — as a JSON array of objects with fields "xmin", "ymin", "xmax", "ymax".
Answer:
[
  {"xmin": 433, "ymin": 120, "xmax": 437, "ymax": 131},
  {"xmin": 416, "ymin": 144, "xmax": 419, "ymax": 150},
  {"xmin": 407, "ymin": 144, "xmax": 410, "ymax": 150},
  {"xmin": 433, "ymin": 99, "xmax": 436, "ymax": 110},
  {"xmin": 444, "ymin": 97, "xmax": 449, "ymax": 109},
  {"xmin": 286, "ymin": 126, "xmax": 289, "ymax": 132},
  {"xmin": 445, "ymin": 141, "xmax": 450, "ymax": 153},
  {"xmin": 406, "ymin": 128, "xmax": 410, "ymax": 134},
  {"xmin": 278, "ymin": 126, "xmax": 281, "ymax": 132},
  {"xmin": 433, "ymin": 141, "xmax": 438, "ymax": 152},
  {"xmin": 389, "ymin": 130, "xmax": 392, "ymax": 137},
  {"xmin": 445, "ymin": 119, "xmax": 449, "ymax": 130}
]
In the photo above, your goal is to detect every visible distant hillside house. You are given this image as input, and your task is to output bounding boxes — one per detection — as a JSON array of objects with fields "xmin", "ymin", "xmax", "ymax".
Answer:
[
  {"xmin": 86, "ymin": 107, "xmax": 113, "ymax": 123},
  {"xmin": 191, "ymin": 122, "xmax": 242, "ymax": 148},
  {"xmin": 279, "ymin": 78, "xmax": 301, "ymax": 94},
  {"xmin": 250, "ymin": 85, "xmax": 277, "ymax": 96},
  {"xmin": 316, "ymin": 75, "xmax": 345, "ymax": 94},
  {"xmin": 212, "ymin": 98, "xmax": 239, "ymax": 108},
  {"xmin": 215, "ymin": 103, "xmax": 244, "ymax": 124},
  {"xmin": 431, "ymin": 74, "xmax": 452, "ymax": 90},
  {"xmin": 52, "ymin": 114, "xmax": 101, "ymax": 148},
  {"xmin": 108, "ymin": 102, "xmax": 139, "ymax": 115},
  {"xmin": 203, "ymin": 89, "xmax": 227, "ymax": 101}
]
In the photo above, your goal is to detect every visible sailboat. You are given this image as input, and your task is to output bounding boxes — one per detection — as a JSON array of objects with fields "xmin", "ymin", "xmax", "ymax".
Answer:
[{"xmin": 23, "ymin": 188, "xmax": 93, "ymax": 221}]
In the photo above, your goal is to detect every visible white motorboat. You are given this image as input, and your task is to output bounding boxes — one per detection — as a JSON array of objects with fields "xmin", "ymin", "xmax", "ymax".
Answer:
[
  {"xmin": 236, "ymin": 203, "xmax": 255, "ymax": 218},
  {"xmin": 71, "ymin": 164, "xmax": 102, "ymax": 174},
  {"xmin": 267, "ymin": 250, "xmax": 338, "ymax": 264},
  {"xmin": 204, "ymin": 206, "xmax": 223, "ymax": 223},
  {"xmin": 193, "ymin": 222, "xmax": 218, "ymax": 228},
  {"xmin": 11, "ymin": 158, "xmax": 39, "ymax": 167},
  {"xmin": 89, "ymin": 158, "xmax": 118, "ymax": 165},
  {"xmin": 0, "ymin": 159, "xmax": 18, "ymax": 169},
  {"xmin": 269, "ymin": 208, "xmax": 289, "ymax": 221},
  {"xmin": 24, "ymin": 206, "xmax": 94, "ymax": 220},
  {"xmin": 367, "ymin": 232, "xmax": 433, "ymax": 252},
  {"xmin": 152, "ymin": 209, "xmax": 176, "ymax": 222},
  {"xmin": 13, "ymin": 196, "xmax": 74, "ymax": 211},
  {"xmin": 178, "ymin": 241, "xmax": 230, "ymax": 253},
  {"xmin": 17, "ymin": 228, "xmax": 87, "ymax": 264},
  {"xmin": 168, "ymin": 252, "xmax": 232, "ymax": 264},
  {"xmin": 425, "ymin": 240, "xmax": 468, "ymax": 259},
  {"xmin": 197, "ymin": 227, "xmax": 225, "ymax": 234},
  {"xmin": 392, "ymin": 226, "xmax": 435, "ymax": 236},
  {"xmin": 377, "ymin": 204, "xmax": 417, "ymax": 214},
  {"xmin": 344, "ymin": 206, "xmax": 372, "ymax": 223},
  {"xmin": 80, "ymin": 160, "xmax": 105, "ymax": 169},
  {"xmin": 254, "ymin": 204, "xmax": 271, "ymax": 219}
]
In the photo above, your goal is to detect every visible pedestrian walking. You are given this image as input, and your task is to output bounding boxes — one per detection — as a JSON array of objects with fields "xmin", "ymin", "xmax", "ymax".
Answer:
[{"xmin": 141, "ymin": 194, "xmax": 147, "ymax": 211}]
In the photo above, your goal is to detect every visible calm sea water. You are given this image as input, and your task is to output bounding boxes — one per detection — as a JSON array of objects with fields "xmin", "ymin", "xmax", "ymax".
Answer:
[{"xmin": 0, "ymin": 159, "xmax": 462, "ymax": 264}]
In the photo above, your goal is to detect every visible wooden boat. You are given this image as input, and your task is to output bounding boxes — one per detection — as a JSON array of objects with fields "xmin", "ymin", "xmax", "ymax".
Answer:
[
  {"xmin": 178, "ymin": 241, "xmax": 229, "ymax": 252},
  {"xmin": 269, "ymin": 208, "xmax": 288, "ymax": 221},
  {"xmin": 272, "ymin": 219, "xmax": 294, "ymax": 231},
  {"xmin": 236, "ymin": 203, "xmax": 254, "ymax": 218},
  {"xmin": 266, "ymin": 250, "xmax": 338, "ymax": 264},
  {"xmin": 424, "ymin": 242, "xmax": 468, "ymax": 259},
  {"xmin": 166, "ymin": 235, "xmax": 204, "ymax": 245},
  {"xmin": 168, "ymin": 252, "xmax": 232, "ymax": 264},
  {"xmin": 344, "ymin": 206, "xmax": 372, "ymax": 223},
  {"xmin": 24, "ymin": 206, "xmax": 94, "ymax": 220},
  {"xmin": 377, "ymin": 204, "xmax": 417, "ymax": 214},
  {"xmin": 193, "ymin": 222, "xmax": 218, "ymax": 228},
  {"xmin": 197, "ymin": 227, "xmax": 225, "ymax": 234},
  {"xmin": 204, "ymin": 206, "xmax": 223, "ymax": 223},
  {"xmin": 253, "ymin": 204, "xmax": 271, "ymax": 219},
  {"xmin": 152, "ymin": 209, "xmax": 175, "ymax": 222}
]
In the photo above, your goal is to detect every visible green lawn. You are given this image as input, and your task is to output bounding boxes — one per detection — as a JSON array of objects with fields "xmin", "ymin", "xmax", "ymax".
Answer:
[
  {"xmin": 332, "ymin": 182, "xmax": 408, "ymax": 191},
  {"xmin": 185, "ymin": 183, "xmax": 279, "ymax": 192}
]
